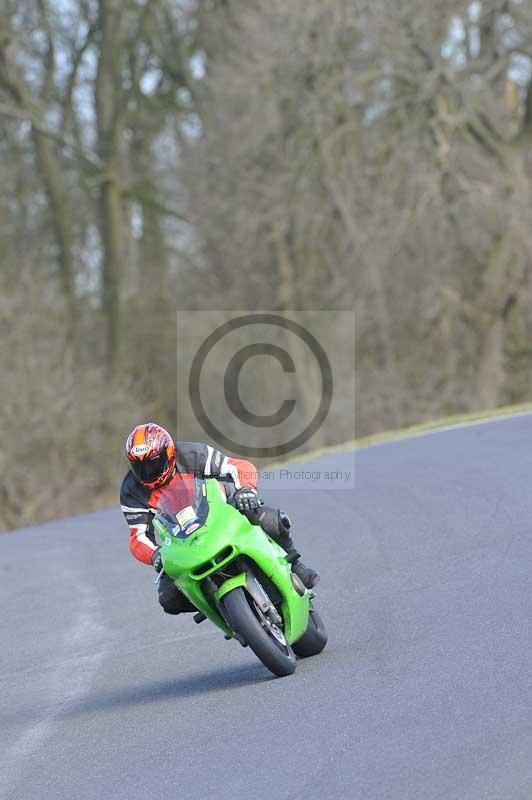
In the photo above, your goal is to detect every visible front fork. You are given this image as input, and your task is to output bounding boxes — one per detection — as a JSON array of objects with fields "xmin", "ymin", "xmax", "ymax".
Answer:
[{"xmin": 211, "ymin": 568, "xmax": 283, "ymax": 630}]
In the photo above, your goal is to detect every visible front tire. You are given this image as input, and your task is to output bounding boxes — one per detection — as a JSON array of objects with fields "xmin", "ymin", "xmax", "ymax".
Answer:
[
  {"xmin": 222, "ymin": 588, "xmax": 296, "ymax": 677},
  {"xmin": 292, "ymin": 608, "xmax": 327, "ymax": 658}
]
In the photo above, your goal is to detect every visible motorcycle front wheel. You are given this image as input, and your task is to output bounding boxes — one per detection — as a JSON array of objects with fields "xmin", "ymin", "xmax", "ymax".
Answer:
[{"xmin": 222, "ymin": 587, "xmax": 296, "ymax": 677}]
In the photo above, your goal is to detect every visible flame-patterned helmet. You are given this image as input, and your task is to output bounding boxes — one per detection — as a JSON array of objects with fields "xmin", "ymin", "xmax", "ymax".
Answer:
[{"xmin": 126, "ymin": 423, "xmax": 176, "ymax": 488}]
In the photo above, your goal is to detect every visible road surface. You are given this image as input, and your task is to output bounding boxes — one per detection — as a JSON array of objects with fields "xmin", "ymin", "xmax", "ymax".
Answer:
[{"xmin": 2, "ymin": 414, "xmax": 532, "ymax": 799}]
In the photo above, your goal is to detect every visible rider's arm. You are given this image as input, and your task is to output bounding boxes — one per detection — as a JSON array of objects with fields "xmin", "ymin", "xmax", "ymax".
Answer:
[
  {"xmin": 176, "ymin": 442, "xmax": 258, "ymax": 489},
  {"xmin": 120, "ymin": 476, "xmax": 158, "ymax": 564},
  {"xmin": 124, "ymin": 511, "xmax": 157, "ymax": 564}
]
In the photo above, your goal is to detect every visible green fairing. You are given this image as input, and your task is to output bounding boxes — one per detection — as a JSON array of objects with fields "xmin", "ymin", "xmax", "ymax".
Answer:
[{"xmin": 152, "ymin": 479, "xmax": 310, "ymax": 643}]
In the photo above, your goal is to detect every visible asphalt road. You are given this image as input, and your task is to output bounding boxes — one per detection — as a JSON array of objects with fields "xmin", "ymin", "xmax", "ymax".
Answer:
[{"xmin": 2, "ymin": 414, "xmax": 532, "ymax": 800}]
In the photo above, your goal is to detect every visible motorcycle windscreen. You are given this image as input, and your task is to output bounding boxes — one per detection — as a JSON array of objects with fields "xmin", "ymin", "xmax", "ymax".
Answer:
[{"xmin": 156, "ymin": 476, "xmax": 209, "ymax": 538}]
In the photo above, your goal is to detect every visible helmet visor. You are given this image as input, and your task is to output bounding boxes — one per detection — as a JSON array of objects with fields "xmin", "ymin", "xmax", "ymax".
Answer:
[{"xmin": 130, "ymin": 451, "xmax": 169, "ymax": 485}]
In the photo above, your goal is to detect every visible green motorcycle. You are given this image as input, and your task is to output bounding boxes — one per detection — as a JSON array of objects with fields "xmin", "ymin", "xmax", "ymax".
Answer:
[{"xmin": 152, "ymin": 476, "xmax": 327, "ymax": 677}]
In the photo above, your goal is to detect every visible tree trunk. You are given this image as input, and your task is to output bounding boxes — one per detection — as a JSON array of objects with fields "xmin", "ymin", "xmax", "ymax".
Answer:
[
  {"xmin": 32, "ymin": 130, "xmax": 77, "ymax": 334},
  {"xmin": 95, "ymin": 0, "xmax": 124, "ymax": 374},
  {"xmin": 99, "ymin": 159, "xmax": 123, "ymax": 373},
  {"xmin": 477, "ymin": 316, "xmax": 504, "ymax": 409},
  {"xmin": 0, "ymin": 22, "xmax": 77, "ymax": 335},
  {"xmin": 273, "ymin": 220, "xmax": 327, "ymax": 451}
]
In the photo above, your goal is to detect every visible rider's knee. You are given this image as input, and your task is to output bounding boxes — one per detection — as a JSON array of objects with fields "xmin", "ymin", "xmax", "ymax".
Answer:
[
  {"xmin": 249, "ymin": 505, "xmax": 278, "ymax": 534},
  {"xmin": 258, "ymin": 506, "xmax": 291, "ymax": 533},
  {"xmin": 249, "ymin": 506, "xmax": 293, "ymax": 551}
]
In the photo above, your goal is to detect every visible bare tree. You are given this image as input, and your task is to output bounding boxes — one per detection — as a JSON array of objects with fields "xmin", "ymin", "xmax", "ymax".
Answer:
[{"xmin": 5, "ymin": 0, "xmax": 532, "ymax": 529}]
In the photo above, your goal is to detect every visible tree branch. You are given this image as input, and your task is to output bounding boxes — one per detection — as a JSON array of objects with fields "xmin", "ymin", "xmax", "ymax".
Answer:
[
  {"xmin": 0, "ymin": 100, "xmax": 102, "ymax": 170},
  {"xmin": 61, "ymin": 23, "xmax": 96, "ymax": 132}
]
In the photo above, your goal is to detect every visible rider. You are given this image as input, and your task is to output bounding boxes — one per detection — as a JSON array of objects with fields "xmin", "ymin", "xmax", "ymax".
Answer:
[{"xmin": 120, "ymin": 423, "xmax": 320, "ymax": 615}]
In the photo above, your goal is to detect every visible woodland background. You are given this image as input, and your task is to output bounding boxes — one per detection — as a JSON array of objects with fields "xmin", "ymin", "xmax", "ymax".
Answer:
[{"xmin": 2, "ymin": 0, "xmax": 532, "ymax": 530}]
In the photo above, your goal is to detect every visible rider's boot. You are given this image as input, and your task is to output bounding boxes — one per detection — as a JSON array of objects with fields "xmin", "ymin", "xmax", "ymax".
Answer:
[{"xmin": 289, "ymin": 554, "xmax": 320, "ymax": 590}]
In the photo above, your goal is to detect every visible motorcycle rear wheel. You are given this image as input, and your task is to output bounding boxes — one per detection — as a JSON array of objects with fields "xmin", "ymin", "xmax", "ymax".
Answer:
[
  {"xmin": 223, "ymin": 587, "xmax": 296, "ymax": 677},
  {"xmin": 292, "ymin": 608, "xmax": 328, "ymax": 658}
]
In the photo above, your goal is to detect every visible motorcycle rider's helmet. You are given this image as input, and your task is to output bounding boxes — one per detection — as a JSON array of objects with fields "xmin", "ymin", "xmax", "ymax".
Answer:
[{"xmin": 126, "ymin": 423, "xmax": 176, "ymax": 488}]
